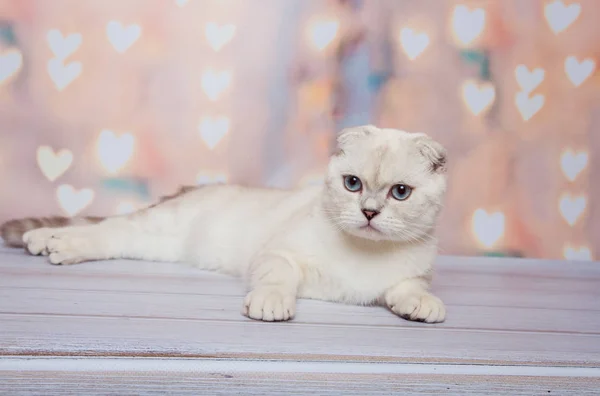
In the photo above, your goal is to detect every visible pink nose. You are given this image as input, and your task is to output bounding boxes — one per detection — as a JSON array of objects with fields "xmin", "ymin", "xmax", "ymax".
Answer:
[{"xmin": 362, "ymin": 209, "xmax": 379, "ymax": 221}]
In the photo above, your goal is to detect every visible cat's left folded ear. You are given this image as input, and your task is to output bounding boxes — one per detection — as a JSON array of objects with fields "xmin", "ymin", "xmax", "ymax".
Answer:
[{"xmin": 412, "ymin": 133, "xmax": 447, "ymax": 173}]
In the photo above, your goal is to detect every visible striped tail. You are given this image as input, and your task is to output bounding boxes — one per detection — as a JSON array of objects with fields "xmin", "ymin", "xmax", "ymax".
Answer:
[
  {"xmin": 0, "ymin": 216, "xmax": 104, "ymax": 248},
  {"xmin": 0, "ymin": 185, "xmax": 200, "ymax": 248}
]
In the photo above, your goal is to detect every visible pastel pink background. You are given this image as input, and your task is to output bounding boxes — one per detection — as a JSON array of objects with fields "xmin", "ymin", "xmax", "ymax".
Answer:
[{"xmin": 0, "ymin": 0, "xmax": 598, "ymax": 260}]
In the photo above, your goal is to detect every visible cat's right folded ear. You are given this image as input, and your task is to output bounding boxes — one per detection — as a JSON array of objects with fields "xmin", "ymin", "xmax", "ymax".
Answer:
[{"xmin": 334, "ymin": 125, "xmax": 377, "ymax": 155}]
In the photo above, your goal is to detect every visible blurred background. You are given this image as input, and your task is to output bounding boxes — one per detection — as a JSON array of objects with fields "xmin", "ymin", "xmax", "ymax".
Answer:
[{"xmin": 0, "ymin": 0, "xmax": 598, "ymax": 260}]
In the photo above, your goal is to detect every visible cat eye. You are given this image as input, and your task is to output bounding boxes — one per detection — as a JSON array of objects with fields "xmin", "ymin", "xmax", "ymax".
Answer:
[
  {"xmin": 390, "ymin": 184, "xmax": 412, "ymax": 201},
  {"xmin": 343, "ymin": 175, "xmax": 362, "ymax": 192}
]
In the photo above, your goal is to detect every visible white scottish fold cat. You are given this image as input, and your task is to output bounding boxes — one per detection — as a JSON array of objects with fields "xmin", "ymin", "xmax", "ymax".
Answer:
[{"xmin": 1, "ymin": 125, "xmax": 448, "ymax": 323}]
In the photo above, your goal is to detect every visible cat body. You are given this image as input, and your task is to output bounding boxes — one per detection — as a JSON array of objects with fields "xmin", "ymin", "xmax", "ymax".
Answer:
[{"xmin": 1, "ymin": 125, "xmax": 448, "ymax": 323}]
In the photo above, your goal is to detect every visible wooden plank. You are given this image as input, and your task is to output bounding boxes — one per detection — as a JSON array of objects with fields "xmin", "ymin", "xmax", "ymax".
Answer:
[
  {"xmin": 2, "ymin": 288, "xmax": 599, "ymax": 334},
  {"xmin": 1, "ymin": 371, "xmax": 599, "ymax": 395},
  {"xmin": 1, "ymin": 270, "xmax": 599, "ymax": 311},
  {"xmin": 2, "ymin": 314, "xmax": 600, "ymax": 366},
  {"xmin": 1, "ymin": 252, "xmax": 599, "ymax": 296},
  {"xmin": 2, "ymin": 247, "xmax": 600, "ymax": 281},
  {"xmin": 0, "ymin": 358, "xmax": 599, "ymax": 395},
  {"xmin": 2, "ymin": 250, "xmax": 599, "ymax": 319},
  {"xmin": 437, "ymin": 255, "xmax": 600, "ymax": 280}
]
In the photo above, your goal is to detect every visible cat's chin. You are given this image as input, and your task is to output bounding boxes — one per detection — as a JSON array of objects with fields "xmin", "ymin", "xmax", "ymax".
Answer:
[
  {"xmin": 345, "ymin": 225, "xmax": 391, "ymax": 242},
  {"xmin": 344, "ymin": 224, "xmax": 427, "ymax": 244}
]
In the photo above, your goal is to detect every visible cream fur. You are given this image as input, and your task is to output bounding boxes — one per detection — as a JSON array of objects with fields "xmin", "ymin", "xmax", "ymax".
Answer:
[{"xmin": 20, "ymin": 125, "xmax": 448, "ymax": 323}]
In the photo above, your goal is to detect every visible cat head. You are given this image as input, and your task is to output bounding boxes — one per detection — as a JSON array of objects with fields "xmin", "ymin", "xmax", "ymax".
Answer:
[{"xmin": 322, "ymin": 125, "xmax": 447, "ymax": 243}]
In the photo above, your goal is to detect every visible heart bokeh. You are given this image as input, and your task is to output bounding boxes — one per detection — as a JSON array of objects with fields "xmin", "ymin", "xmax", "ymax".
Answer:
[{"xmin": 0, "ymin": 0, "xmax": 598, "ymax": 262}]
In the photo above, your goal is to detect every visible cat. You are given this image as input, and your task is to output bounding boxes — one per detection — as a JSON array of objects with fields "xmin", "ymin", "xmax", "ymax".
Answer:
[{"xmin": 1, "ymin": 125, "xmax": 448, "ymax": 323}]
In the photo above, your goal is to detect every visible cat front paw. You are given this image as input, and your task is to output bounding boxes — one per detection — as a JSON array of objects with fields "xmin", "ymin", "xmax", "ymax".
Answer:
[
  {"xmin": 23, "ymin": 228, "xmax": 55, "ymax": 256},
  {"xmin": 389, "ymin": 293, "xmax": 446, "ymax": 323},
  {"xmin": 46, "ymin": 232, "xmax": 94, "ymax": 265},
  {"xmin": 23, "ymin": 227, "xmax": 94, "ymax": 265},
  {"xmin": 242, "ymin": 287, "xmax": 296, "ymax": 322}
]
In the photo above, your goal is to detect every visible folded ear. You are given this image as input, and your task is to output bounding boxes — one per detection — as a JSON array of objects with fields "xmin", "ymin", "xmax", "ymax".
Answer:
[
  {"xmin": 412, "ymin": 133, "xmax": 447, "ymax": 173},
  {"xmin": 335, "ymin": 125, "xmax": 377, "ymax": 154}
]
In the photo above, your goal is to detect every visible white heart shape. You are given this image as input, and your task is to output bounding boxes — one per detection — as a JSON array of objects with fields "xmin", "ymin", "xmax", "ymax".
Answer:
[
  {"xmin": 205, "ymin": 22, "xmax": 236, "ymax": 51},
  {"xmin": 37, "ymin": 146, "xmax": 73, "ymax": 182},
  {"xmin": 97, "ymin": 130, "xmax": 135, "ymax": 174},
  {"xmin": 308, "ymin": 20, "xmax": 339, "ymax": 51},
  {"xmin": 399, "ymin": 28, "xmax": 429, "ymax": 61},
  {"xmin": 47, "ymin": 58, "xmax": 82, "ymax": 91},
  {"xmin": 107, "ymin": 21, "xmax": 141, "ymax": 53},
  {"xmin": 563, "ymin": 246, "xmax": 592, "ymax": 261},
  {"xmin": 515, "ymin": 65, "xmax": 545, "ymax": 94},
  {"xmin": 564, "ymin": 56, "xmax": 595, "ymax": 87},
  {"xmin": 56, "ymin": 184, "xmax": 94, "ymax": 216},
  {"xmin": 0, "ymin": 49, "xmax": 23, "ymax": 84},
  {"xmin": 452, "ymin": 5, "xmax": 486, "ymax": 46},
  {"xmin": 559, "ymin": 194, "xmax": 586, "ymax": 226},
  {"xmin": 545, "ymin": 1, "xmax": 581, "ymax": 34},
  {"xmin": 46, "ymin": 29, "xmax": 82, "ymax": 60},
  {"xmin": 472, "ymin": 209, "xmax": 505, "ymax": 248},
  {"xmin": 199, "ymin": 116, "xmax": 230, "ymax": 149},
  {"xmin": 201, "ymin": 70, "xmax": 232, "ymax": 101},
  {"xmin": 561, "ymin": 149, "xmax": 588, "ymax": 182},
  {"xmin": 196, "ymin": 173, "xmax": 228, "ymax": 185},
  {"xmin": 462, "ymin": 80, "xmax": 495, "ymax": 116},
  {"xmin": 514, "ymin": 91, "xmax": 544, "ymax": 121}
]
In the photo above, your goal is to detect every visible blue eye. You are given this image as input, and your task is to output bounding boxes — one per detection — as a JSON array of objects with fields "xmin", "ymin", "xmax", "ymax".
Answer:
[
  {"xmin": 390, "ymin": 184, "xmax": 412, "ymax": 201},
  {"xmin": 343, "ymin": 175, "xmax": 362, "ymax": 192}
]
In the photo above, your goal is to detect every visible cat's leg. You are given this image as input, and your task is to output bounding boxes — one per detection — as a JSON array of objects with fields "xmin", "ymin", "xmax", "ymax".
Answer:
[
  {"xmin": 23, "ymin": 205, "xmax": 189, "ymax": 265},
  {"xmin": 242, "ymin": 253, "xmax": 302, "ymax": 322},
  {"xmin": 384, "ymin": 277, "xmax": 446, "ymax": 323}
]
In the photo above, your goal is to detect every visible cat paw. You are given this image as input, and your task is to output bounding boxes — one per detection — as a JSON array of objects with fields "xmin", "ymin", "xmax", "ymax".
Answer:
[
  {"xmin": 23, "ymin": 228, "xmax": 55, "ymax": 256},
  {"xmin": 389, "ymin": 293, "xmax": 446, "ymax": 323},
  {"xmin": 46, "ymin": 232, "xmax": 93, "ymax": 265},
  {"xmin": 243, "ymin": 287, "xmax": 296, "ymax": 322},
  {"xmin": 23, "ymin": 228, "xmax": 92, "ymax": 265}
]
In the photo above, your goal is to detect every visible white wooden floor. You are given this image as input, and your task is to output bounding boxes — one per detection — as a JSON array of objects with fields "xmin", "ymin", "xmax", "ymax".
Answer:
[{"xmin": 1, "ymin": 243, "xmax": 599, "ymax": 395}]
